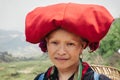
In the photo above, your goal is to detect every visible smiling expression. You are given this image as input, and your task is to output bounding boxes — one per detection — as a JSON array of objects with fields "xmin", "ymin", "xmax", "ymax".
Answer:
[{"xmin": 46, "ymin": 28, "xmax": 86, "ymax": 70}]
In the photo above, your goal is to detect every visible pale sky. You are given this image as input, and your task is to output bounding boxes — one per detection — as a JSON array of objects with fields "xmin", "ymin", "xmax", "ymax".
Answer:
[{"xmin": 0, "ymin": 0, "xmax": 120, "ymax": 32}]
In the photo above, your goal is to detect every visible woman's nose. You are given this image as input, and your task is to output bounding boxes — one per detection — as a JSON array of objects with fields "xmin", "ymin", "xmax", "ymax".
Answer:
[{"xmin": 57, "ymin": 45, "xmax": 66, "ymax": 55}]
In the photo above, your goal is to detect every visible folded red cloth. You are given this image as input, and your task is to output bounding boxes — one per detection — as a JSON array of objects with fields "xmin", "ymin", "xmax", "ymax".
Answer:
[{"xmin": 25, "ymin": 3, "xmax": 114, "ymax": 52}]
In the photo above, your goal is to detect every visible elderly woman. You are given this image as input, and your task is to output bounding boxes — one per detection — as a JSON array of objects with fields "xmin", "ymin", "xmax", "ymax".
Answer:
[{"xmin": 25, "ymin": 3, "xmax": 114, "ymax": 80}]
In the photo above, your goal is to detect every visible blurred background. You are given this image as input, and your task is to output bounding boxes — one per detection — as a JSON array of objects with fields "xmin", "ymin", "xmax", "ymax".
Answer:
[{"xmin": 0, "ymin": 0, "xmax": 120, "ymax": 80}]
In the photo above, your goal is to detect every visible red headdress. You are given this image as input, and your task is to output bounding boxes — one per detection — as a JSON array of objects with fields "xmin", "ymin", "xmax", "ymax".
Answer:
[{"xmin": 25, "ymin": 3, "xmax": 114, "ymax": 52}]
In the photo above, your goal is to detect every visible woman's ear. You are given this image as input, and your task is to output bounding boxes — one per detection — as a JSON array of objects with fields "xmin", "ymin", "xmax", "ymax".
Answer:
[
  {"xmin": 45, "ymin": 38, "xmax": 48, "ymax": 43},
  {"xmin": 82, "ymin": 41, "xmax": 88, "ymax": 49}
]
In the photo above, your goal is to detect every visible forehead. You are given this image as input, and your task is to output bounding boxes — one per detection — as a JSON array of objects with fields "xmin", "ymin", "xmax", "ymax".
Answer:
[{"xmin": 47, "ymin": 28, "xmax": 81, "ymax": 41}]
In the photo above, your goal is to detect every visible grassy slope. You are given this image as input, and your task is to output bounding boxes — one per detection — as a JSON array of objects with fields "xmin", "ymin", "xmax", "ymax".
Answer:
[
  {"xmin": 0, "ymin": 60, "xmax": 52, "ymax": 80},
  {"xmin": 0, "ymin": 53, "xmax": 120, "ymax": 80}
]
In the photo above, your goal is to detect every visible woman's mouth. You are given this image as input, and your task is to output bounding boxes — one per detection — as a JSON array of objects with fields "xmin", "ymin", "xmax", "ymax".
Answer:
[{"xmin": 55, "ymin": 57, "xmax": 68, "ymax": 61}]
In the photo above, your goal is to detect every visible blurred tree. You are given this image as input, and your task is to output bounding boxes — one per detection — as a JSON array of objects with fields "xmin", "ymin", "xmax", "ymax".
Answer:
[
  {"xmin": 98, "ymin": 18, "xmax": 120, "ymax": 58},
  {"xmin": 0, "ymin": 51, "xmax": 14, "ymax": 62}
]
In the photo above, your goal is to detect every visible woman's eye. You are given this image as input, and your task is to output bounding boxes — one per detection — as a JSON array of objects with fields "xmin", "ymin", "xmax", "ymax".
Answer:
[
  {"xmin": 51, "ymin": 41, "xmax": 58, "ymax": 45},
  {"xmin": 67, "ymin": 43, "xmax": 75, "ymax": 46}
]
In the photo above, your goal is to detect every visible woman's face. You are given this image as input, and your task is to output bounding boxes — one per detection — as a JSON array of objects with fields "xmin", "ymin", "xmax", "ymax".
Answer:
[{"xmin": 46, "ymin": 28, "xmax": 86, "ymax": 70}]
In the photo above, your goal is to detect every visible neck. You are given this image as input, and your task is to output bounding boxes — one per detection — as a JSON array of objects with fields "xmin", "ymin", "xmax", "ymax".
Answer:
[{"xmin": 58, "ymin": 62, "xmax": 79, "ymax": 80}]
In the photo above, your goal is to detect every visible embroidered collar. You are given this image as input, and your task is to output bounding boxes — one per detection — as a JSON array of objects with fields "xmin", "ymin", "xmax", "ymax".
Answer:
[{"xmin": 45, "ymin": 59, "xmax": 90, "ymax": 80}]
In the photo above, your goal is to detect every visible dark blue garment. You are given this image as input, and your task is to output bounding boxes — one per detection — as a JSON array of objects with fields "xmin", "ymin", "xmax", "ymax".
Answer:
[{"xmin": 34, "ymin": 67, "xmax": 111, "ymax": 80}]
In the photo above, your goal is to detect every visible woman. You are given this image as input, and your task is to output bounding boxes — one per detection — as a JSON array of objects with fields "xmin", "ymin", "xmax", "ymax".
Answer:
[{"xmin": 25, "ymin": 3, "xmax": 114, "ymax": 80}]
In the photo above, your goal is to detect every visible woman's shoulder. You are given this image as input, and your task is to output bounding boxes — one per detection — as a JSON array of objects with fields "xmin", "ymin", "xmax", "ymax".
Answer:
[
  {"xmin": 84, "ymin": 70, "xmax": 111, "ymax": 80},
  {"xmin": 34, "ymin": 66, "xmax": 53, "ymax": 80},
  {"xmin": 82, "ymin": 62, "xmax": 111, "ymax": 80},
  {"xmin": 99, "ymin": 74, "xmax": 111, "ymax": 80},
  {"xmin": 83, "ymin": 67, "xmax": 111, "ymax": 80},
  {"xmin": 34, "ymin": 73, "xmax": 45, "ymax": 80}
]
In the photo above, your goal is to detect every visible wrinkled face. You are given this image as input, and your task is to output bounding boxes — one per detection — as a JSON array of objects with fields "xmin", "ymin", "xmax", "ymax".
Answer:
[{"xmin": 46, "ymin": 28, "xmax": 86, "ymax": 70}]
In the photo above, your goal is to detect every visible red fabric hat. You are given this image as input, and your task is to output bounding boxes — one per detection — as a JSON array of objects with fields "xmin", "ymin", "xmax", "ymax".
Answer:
[{"xmin": 25, "ymin": 3, "xmax": 114, "ymax": 52}]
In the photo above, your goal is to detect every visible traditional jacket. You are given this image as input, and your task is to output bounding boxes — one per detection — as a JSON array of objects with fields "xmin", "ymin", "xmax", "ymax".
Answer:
[{"xmin": 34, "ymin": 61, "xmax": 111, "ymax": 80}]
